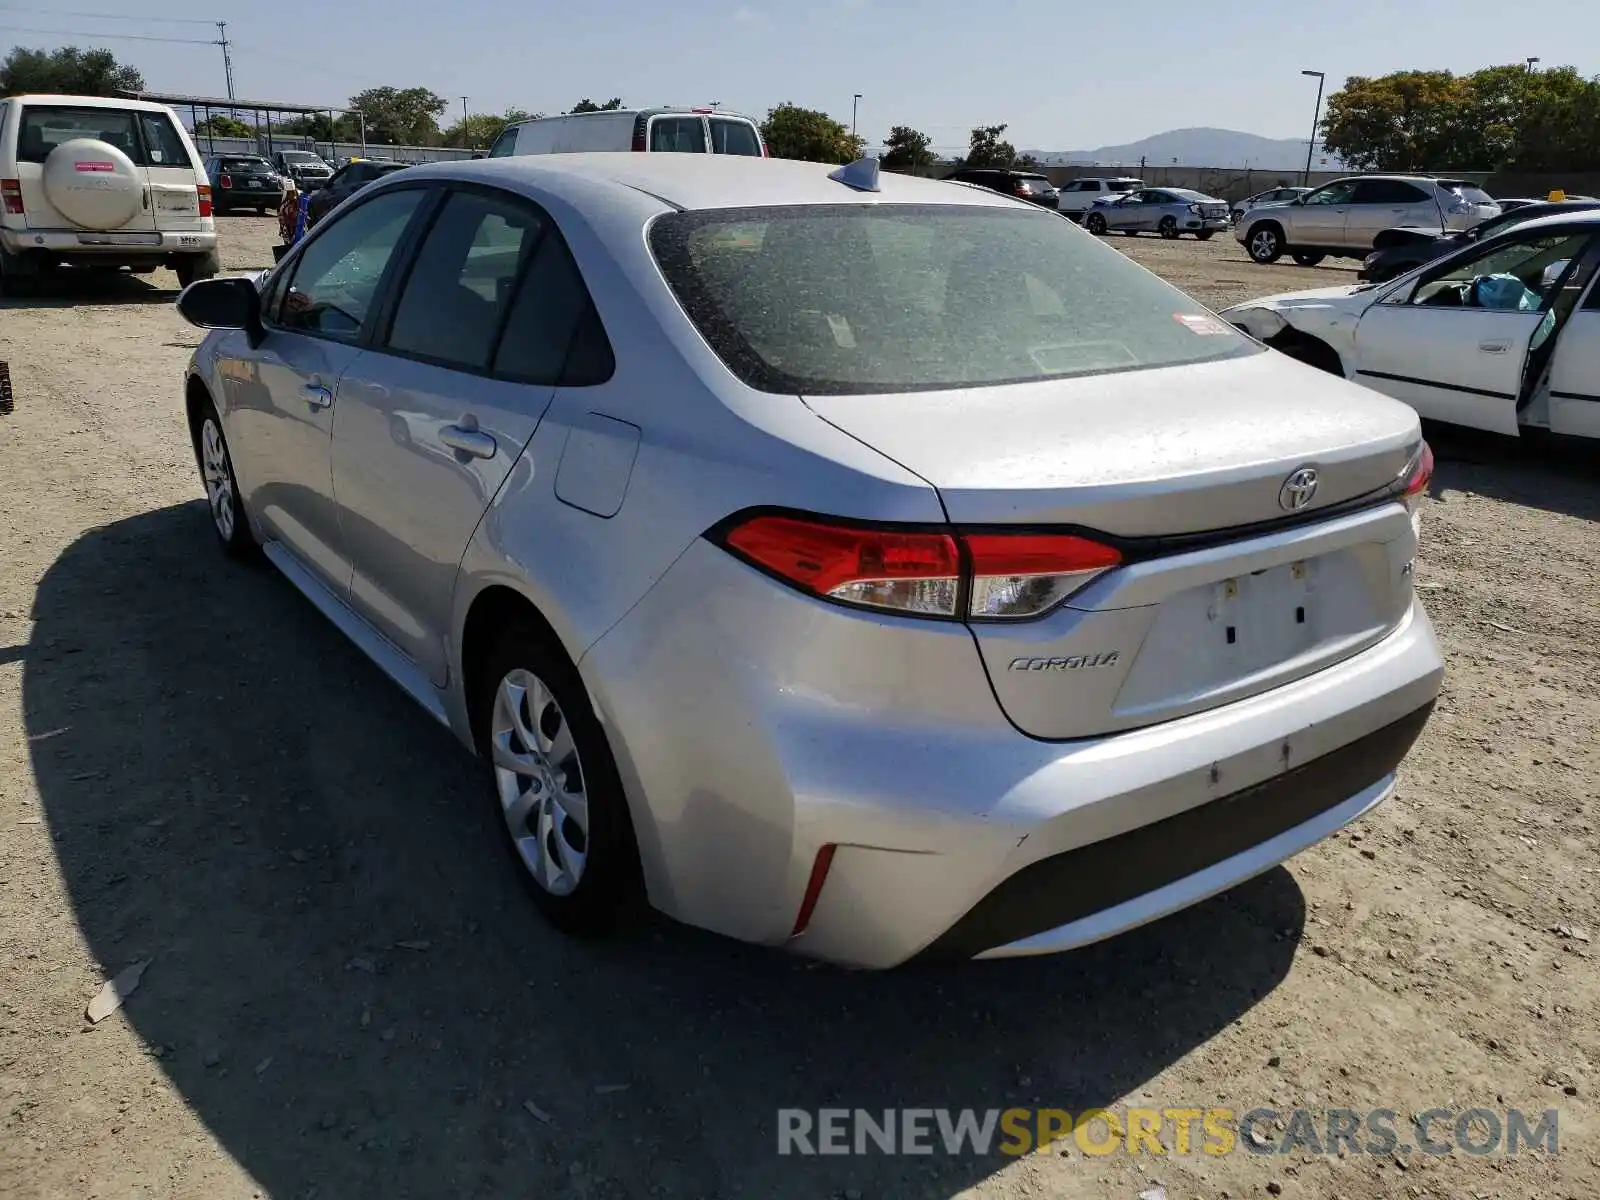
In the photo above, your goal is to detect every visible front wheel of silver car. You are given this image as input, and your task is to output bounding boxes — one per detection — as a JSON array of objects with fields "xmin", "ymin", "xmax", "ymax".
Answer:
[
  {"xmin": 194, "ymin": 400, "xmax": 257, "ymax": 557},
  {"xmin": 1247, "ymin": 223, "xmax": 1284, "ymax": 263},
  {"xmin": 477, "ymin": 625, "xmax": 641, "ymax": 935},
  {"xmin": 1085, "ymin": 212, "xmax": 1108, "ymax": 235},
  {"xmin": 1159, "ymin": 216, "xmax": 1179, "ymax": 239}
]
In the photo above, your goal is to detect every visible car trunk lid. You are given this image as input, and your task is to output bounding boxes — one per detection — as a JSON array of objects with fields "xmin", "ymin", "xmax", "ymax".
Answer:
[{"xmin": 803, "ymin": 352, "xmax": 1424, "ymax": 739}]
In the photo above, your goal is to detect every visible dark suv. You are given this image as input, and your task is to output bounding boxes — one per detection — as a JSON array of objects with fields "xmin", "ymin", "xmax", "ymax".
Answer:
[{"xmin": 943, "ymin": 168, "xmax": 1059, "ymax": 208}]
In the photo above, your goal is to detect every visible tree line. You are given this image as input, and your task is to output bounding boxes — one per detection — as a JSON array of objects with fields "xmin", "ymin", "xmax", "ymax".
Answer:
[{"xmin": 1321, "ymin": 64, "xmax": 1600, "ymax": 172}]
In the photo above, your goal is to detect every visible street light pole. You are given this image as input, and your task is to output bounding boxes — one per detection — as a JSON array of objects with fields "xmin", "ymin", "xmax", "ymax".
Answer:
[
  {"xmin": 459, "ymin": 96, "xmax": 470, "ymax": 148},
  {"xmin": 1301, "ymin": 69, "xmax": 1326, "ymax": 187},
  {"xmin": 852, "ymin": 93, "xmax": 862, "ymax": 138}
]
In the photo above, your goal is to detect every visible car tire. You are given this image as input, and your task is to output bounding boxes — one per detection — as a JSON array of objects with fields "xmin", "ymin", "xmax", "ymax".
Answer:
[
  {"xmin": 1246, "ymin": 222, "xmax": 1285, "ymax": 263},
  {"xmin": 192, "ymin": 397, "xmax": 257, "ymax": 558},
  {"xmin": 1159, "ymin": 216, "xmax": 1179, "ymax": 239},
  {"xmin": 175, "ymin": 250, "xmax": 219, "ymax": 289},
  {"xmin": 1195, "ymin": 230, "xmax": 1215, "ymax": 241},
  {"xmin": 475, "ymin": 623, "xmax": 642, "ymax": 937},
  {"xmin": 1292, "ymin": 252, "xmax": 1326, "ymax": 267},
  {"xmin": 1085, "ymin": 212, "xmax": 1108, "ymax": 235}
]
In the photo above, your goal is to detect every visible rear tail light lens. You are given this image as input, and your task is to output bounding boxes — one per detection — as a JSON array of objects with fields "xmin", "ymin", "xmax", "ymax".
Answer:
[
  {"xmin": 723, "ymin": 515, "xmax": 960, "ymax": 616},
  {"xmin": 219, "ymin": 174, "xmax": 232, "ymax": 189},
  {"xmin": 197, "ymin": 184, "xmax": 213, "ymax": 217},
  {"xmin": 965, "ymin": 532, "xmax": 1123, "ymax": 619},
  {"xmin": 1, "ymin": 178, "xmax": 22, "ymax": 215},
  {"xmin": 716, "ymin": 514, "xmax": 1120, "ymax": 621},
  {"xmin": 1398, "ymin": 440, "xmax": 1433, "ymax": 532}
]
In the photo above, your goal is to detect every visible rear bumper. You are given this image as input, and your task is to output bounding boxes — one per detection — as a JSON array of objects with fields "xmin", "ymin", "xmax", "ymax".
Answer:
[
  {"xmin": 924, "ymin": 700, "xmax": 1430, "ymax": 959},
  {"xmin": 217, "ymin": 189, "xmax": 283, "ymax": 206},
  {"xmin": 1, "ymin": 227, "xmax": 217, "ymax": 257},
  {"xmin": 581, "ymin": 537, "xmax": 1445, "ymax": 969},
  {"xmin": 1188, "ymin": 216, "xmax": 1231, "ymax": 231}
]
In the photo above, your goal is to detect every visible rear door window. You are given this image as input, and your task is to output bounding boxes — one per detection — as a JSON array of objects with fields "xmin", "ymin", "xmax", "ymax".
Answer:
[
  {"xmin": 709, "ymin": 118, "xmax": 762, "ymax": 156},
  {"xmin": 1353, "ymin": 179, "xmax": 1430, "ymax": 205},
  {"xmin": 650, "ymin": 116, "xmax": 707, "ymax": 153},
  {"xmin": 137, "ymin": 111, "xmax": 189, "ymax": 166},
  {"xmin": 18, "ymin": 105, "xmax": 148, "ymax": 165},
  {"xmin": 384, "ymin": 190, "xmax": 541, "ymax": 371},
  {"xmin": 1107, "ymin": 180, "xmax": 1139, "ymax": 193}
]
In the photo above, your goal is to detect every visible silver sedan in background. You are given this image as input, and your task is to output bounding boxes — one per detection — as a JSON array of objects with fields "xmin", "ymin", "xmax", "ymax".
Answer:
[
  {"xmin": 1084, "ymin": 187, "xmax": 1232, "ymax": 239},
  {"xmin": 174, "ymin": 153, "xmax": 1442, "ymax": 968}
]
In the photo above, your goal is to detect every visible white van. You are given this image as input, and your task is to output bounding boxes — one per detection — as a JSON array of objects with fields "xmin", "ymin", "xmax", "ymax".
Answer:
[
  {"xmin": 487, "ymin": 107, "xmax": 766, "ymax": 158},
  {"xmin": 0, "ymin": 93, "xmax": 218, "ymax": 295}
]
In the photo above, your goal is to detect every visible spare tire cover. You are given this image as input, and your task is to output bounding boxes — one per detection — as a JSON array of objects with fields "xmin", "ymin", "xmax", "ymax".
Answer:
[{"xmin": 41, "ymin": 138, "xmax": 143, "ymax": 231}]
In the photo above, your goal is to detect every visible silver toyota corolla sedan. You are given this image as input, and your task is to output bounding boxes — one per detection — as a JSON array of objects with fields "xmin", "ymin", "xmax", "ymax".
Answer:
[{"xmin": 176, "ymin": 153, "xmax": 1444, "ymax": 968}]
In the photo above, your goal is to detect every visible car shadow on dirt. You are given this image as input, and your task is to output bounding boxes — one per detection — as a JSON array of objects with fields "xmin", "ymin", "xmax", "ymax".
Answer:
[
  {"xmin": 0, "ymin": 267, "xmax": 179, "ymax": 309},
  {"xmin": 22, "ymin": 502, "xmax": 1305, "ymax": 1199},
  {"xmin": 1425, "ymin": 422, "xmax": 1600, "ymax": 523}
]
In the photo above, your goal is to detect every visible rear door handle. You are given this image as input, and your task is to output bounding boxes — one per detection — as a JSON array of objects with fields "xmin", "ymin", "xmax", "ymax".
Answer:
[
  {"xmin": 439, "ymin": 424, "xmax": 497, "ymax": 459},
  {"xmin": 301, "ymin": 384, "xmax": 333, "ymax": 410},
  {"xmin": 1479, "ymin": 341, "xmax": 1510, "ymax": 354}
]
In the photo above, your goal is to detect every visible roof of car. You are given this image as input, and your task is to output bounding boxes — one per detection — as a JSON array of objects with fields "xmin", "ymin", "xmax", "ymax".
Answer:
[
  {"xmin": 395, "ymin": 153, "xmax": 1030, "ymax": 213},
  {"xmin": 4, "ymin": 92, "xmax": 176, "ymax": 112},
  {"xmin": 1478, "ymin": 208, "xmax": 1600, "ymax": 238}
]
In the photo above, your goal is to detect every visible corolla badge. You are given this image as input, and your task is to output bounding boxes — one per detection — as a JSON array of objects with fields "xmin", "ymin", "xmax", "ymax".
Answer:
[{"xmin": 1278, "ymin": 466, "xmax": 1320, "ymax": 512}]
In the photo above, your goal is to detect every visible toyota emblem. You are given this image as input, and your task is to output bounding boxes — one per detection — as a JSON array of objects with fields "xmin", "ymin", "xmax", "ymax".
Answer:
[{"xmin": 1278, "ymin": 466, "xmax": 1319, "ymax": 511}]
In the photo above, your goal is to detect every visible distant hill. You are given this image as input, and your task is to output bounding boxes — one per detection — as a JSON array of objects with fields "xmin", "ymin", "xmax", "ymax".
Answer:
[{"xmin": 1024, "ymin": 127, "xmax": 1340, "ymax": 171}]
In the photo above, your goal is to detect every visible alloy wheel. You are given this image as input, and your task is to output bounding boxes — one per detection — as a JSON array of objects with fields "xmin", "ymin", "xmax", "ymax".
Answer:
[
  {"xmin": 1250, "ymin": 229, "xmax": 1280, "ymax": 261},
  {"xmin": 200, "ymin": 418, "xmax": 236, "ymax": 541},
  {"xmin": 490, "ymin": 667, "xmax": 590, "ymax": 896}
]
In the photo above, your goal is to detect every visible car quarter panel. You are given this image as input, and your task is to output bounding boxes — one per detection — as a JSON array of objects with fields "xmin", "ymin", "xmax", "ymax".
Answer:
[{"xmin": 442, "ymin": 175, "xmax": 949, "ymax": 744}]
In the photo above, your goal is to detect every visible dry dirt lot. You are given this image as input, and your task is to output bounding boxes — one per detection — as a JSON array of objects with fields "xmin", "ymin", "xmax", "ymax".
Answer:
[{"xmin": 1, "ymin": 216, "xmax": 1597, "ymax": 1200}]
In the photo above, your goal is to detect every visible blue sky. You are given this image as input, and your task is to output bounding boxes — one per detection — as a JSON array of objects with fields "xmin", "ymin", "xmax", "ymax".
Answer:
[{"xmin": 1, "ymin": 0, "xmax": 1592, "ymax": 154}]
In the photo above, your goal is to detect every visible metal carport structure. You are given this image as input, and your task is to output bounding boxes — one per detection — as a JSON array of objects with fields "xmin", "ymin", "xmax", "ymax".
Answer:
[{"xmin": 116, "ymin": 90, "xmax": 367, "ymax": 160}]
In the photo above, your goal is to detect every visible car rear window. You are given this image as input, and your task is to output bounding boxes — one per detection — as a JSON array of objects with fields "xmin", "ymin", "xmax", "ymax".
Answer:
[
  {"xmin": 709, "ymin": 118, "xmax": 762, "ymax": 156},
  {"xmin": 220, "ymin": 157, "xmax": 271, "ymax": 171},
  {"xmin": 650, "ymin": 203, "xmax": 1257, "ymax": 395},
  {"xmin": 1441, "ymin": 181, "xmax": 1496, "ymax": 206},
  {"xmin": 650, "ymin": 116, "xmax": 706, "ymax": 153},
  {"xmin": 17, "ymin": 105, "xmax": 187, "ymax": 167}
]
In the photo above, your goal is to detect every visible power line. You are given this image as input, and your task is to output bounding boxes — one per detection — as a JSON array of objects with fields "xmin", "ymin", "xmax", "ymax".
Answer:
[
  {"xmin": 0, "ymin": 23, "xmax": 217, "ymax": 44},
  {"xmin": 0, "ymin": 5, "xmax": 215, "ymax": 24}
]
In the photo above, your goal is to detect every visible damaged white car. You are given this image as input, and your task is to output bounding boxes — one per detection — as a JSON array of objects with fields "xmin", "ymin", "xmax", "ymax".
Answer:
[{"xmin": 1222, "ymin": 211, "xmax": 1600, "ymax": 440}]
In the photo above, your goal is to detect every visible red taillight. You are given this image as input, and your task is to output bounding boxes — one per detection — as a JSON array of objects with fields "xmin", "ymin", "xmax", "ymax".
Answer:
[
  {"xmin": 760, "ymin": 141, "xmax": 769, "ymax": 158},
  {"xmin": 219, "ymin": 174, "xmax": 232, "ymax": 189},
  {"xmin": 724, "ymin": 514, "xmax": 960, "ymax": 616},
  {"xmin": 716, "ymin": 514, "xmax": 1121, "ymax": 621},
  {"xmin": 1399, "ymin": 440, "xmax": 1433, "ymax": 520},
  {"xmin": 1, "ymin": 178, "xmax": 22, "ymax": 215},
  {"xmin": 197, "ymin": 184, "xmax": 213, "ymax": 218},
  {"xmin": 965, "ymin": 532, "xmax": 1123, "ymax": 620},
  {"xmin": 1013, "ymin": 181, "xmax": 1031, "ymax": 197},
  {"xmin": 791, "ymin": 844, "xmax": 836, "ymax": 937}
]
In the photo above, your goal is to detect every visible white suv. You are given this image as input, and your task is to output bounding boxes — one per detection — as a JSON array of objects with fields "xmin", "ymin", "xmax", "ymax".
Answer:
[
  {"xmin": 1056, "ymin": 176, "xmax": 1143, "ymax": 219},
  {"xmin": 0, "ymin": 93, "xmax": 218, "ymax": 296},
  {"xmin": 1234, "ymin": 175, "xmax": 1500, "ymax": 267}
]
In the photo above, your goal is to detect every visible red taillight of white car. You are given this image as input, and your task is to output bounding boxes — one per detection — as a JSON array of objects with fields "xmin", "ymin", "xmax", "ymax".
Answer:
[
  {"xmin": 718, "ymin": 514, "xmax": 1122, "ymax": 621},
  {"xmin": 1399, "ymin": 440, "xmax": 1434, "ymax": 531},
  {"xmin": 0, "ymin": 178, "xmax": 22, "ymax": 215}
]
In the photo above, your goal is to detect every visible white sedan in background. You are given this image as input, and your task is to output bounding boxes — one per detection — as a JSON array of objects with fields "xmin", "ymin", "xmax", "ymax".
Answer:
[{"xmin": 1222, "ymin": 211, "xmax": 1600, "ymax": 440}]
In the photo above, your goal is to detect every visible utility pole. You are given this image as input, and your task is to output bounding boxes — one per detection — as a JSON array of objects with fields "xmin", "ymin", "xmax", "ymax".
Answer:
[
  {"xmin": 851, "ymin": 93, "xmax": 862, "ymax": 138},
  {"xmin": 459, "ymin": 96, "xmax": 470, "ymax": 148},
  {"xmin": 215, "ymin": 21, "xmax": 235, "ymax": 105}
]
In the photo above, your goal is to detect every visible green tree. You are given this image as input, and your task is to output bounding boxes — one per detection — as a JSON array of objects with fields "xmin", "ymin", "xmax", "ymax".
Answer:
[
  {"xmin": 194, "ymin": 114, "xmax": 253, "ymax": 138},
  {"xmin": 1512, "ymin": 66, "xmax": 1600, "ymax": 172},
  {"xmin": 1320, "ymin": 71, "xmax": 1472, "ymax": 170},
  {"xmin": 567, "ymin": 97, "xmax": 624, "ymax": 113},
  {"xmin": 962, "ymin": 124, "xmax": 1016, "ymax": 169},
  {"xmin": 443, "ymin": 107, "xmax": 534, "ymax": 149},
  {"xmin": 276, "ymin": 113, "xmax": 357, "ymax": 142},
  {"xmin": 759, "ymin": 102, "xmax": 864, "ymax": 163},
  {"xmin": 347, "ymin": 86, "xmax": 449, "ymax": 146},
  {"xmin": 880, "ymin": 124, "xmax": 935, "ymax": 172},
  {"xmin": 1, "ymin": 45, "xmax": 144, "ymax": 97}
]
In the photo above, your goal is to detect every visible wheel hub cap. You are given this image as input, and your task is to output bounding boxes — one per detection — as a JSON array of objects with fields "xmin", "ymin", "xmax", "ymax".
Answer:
[
  {"xmin": 200, "ymin": 419, "xmax": 235, "ymax": 540},
  {"xmin": 490, "ymin": 668, "xmax": 589, "ymax": 896}
]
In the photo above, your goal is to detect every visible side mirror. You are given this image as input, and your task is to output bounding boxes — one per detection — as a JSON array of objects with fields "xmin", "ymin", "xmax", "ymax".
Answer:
[{"xmin": 177, "ymin": 276, "xmax": 263, "ymax": 345}]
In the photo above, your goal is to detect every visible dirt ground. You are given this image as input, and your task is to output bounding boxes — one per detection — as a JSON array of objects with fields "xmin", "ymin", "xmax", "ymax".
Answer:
[{"xmin": 1, "ymin": 216, "xmax": 1596, "ymax": 1200}]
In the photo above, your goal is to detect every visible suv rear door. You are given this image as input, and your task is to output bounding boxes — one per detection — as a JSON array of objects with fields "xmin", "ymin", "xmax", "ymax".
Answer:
[
  {"xmin": 648, "ymin": 115, "xmax": 708, "ymax": 153},
  {"xmin": 10, "ymin": 103, "xmax": 158, "ymax": 235},
  {"xmin": 137, "ymin": 108, "xmax": 206, "ymax": 234},
  {"xmin": 708, "ymin": 116, "xmax": 763, "ymax": 156}
]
